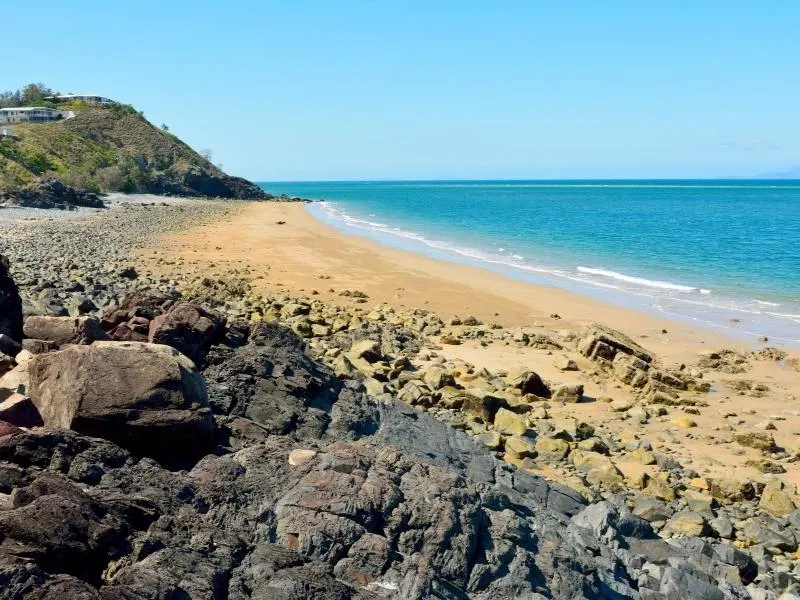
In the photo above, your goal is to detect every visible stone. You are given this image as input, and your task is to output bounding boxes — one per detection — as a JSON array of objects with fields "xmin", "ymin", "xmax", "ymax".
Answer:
[
  {"xmin": 571, "ymin": 450, "xmax": 616, "ymax": 475},
  {"xmin": 585, "ymin": 463, "xmax": 624, "ymax": 488},
  {"xmin": 493, "ymin": 407, "xmax": 528, "ymax": 436},
  {"xmin": 22, "ymin": 316, "xmax": 109, "ymax": 346},
  {"xmin": 535, "ymin": 437, "xmax": 570, "ymax": 461},
  {"xmin": 664, "ymin": 510, "xmax": 707, "ymax": 537},
  {"xmin": 577, "ymin": 323, "xmax": 653, "ymax": 363},
  {"xmin": 671, "ymin": 415, "xmax": 697, "ymax": 429},
  {"xmin": 475, "ymin": 430, "xmax": 502, "ymax": 450},
  {"xmin": 148, "ymin": 300, "xmax": 224, "ymax": 365},
  {"xmin": 741, "ymin": 519, "xmax": 797, "ymax": 551},
  {"xmin": 627, "ymin": 447, "xmax": 657, "ymax": 465},
  {"xmin": 462, "ymin": 390, "xmax": 507, "ymax": 422},
  {"xmin": 709, "ymin": 516, "xmax": 734, "ymax": 539},
  {"xmin": 0, "ymin": 393, "xmax": 43, "ymax": 427},
  {"xmin": 759, "ymin": 484, "xmax": 798, "ymax": 517},
  {"xmin": 504, "ymin": 435, "xmax": 537, "ymax": 459},
  {"xmin": 710, "ymin": 478, "xmax": 757, "ymax": 503},
  {"xmin": 746, "ymin": 458, "xmax": 786, "ymax": 474},
  {"xmin": 422, "ymin": 366, "xmax": 455, "ymax": 390},
  {"xmin": 20, "ymin": 338, "xmax": 58, "ymax": 355},
  {"xmin": 733, "ymin": 431, "xmax": 778, "ymax": 452},
  {"xmin": 28, "ymin": 341, "xmax": 213, "ymax": 465},
  {"xmin": 556, "ymin": 357, "xmax": 579, "ymax": 371},
  {"xmin": 0, "ymin": 333, "xmax": 21, "ymax": 358},
  {"xmin": 364, "ymin": 377, "xmax": 387, "ymax": 396},
  {"xmin": 551, "ymin": 383, "xmax": 584, "ymax": 403},
  {"xmin": 0, "ymin": 254, "xmax": 22, "ymax": 343},
  {"xmin": 505, "ymin": 366, "xmax": 549, "ymax": 397},
  {"xmin": 0, "ymin": 349, "xmax": 33, "ymax": 398},
  {"xmin": 288, "ymin": 449, "xmax": 318, "ymax": 466},
  {"xmin": 633, "ymin": 497, "xmax": 672, "ymax": 522},
  {"xmin": 610, "ymin": 398, "xmax": 634, "ymax": 412},
  {"xmin": 347, "ymin": 339, "xmax": 383, "ymax": 363},
  {"xmin": 612, "ymin": 353, "xmax": 650, "ymax": 388},
  {"xmin": 643, "ymin": 476, "xmax": 676, "ymax": 501},
  {"xmin": 552, "ymin": 416, "xmax": 594, "ymax": 441}
]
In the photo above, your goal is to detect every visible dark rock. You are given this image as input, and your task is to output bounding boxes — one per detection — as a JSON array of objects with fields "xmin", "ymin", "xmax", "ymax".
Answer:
[
  {"xmin": 0, "ymin": 178, "xmax": 104, "ymax": 210},
  {"xmin": 20, "ymin": 339, "xmax": 57, "ymax": 355},
  {"xmin": 0, "ymin": 334, "xmax": 22, "ymax": 358},
  {"xmin": 0, "ymin": 322, "xmax": 761, "ymax": 599},
  {"xmin": 0, "ymin": 394, "xmax": 43, "ymax": 428},
  {"xmin": 0, "ymin": 255, "xmax": 23, "ymax": 343}
]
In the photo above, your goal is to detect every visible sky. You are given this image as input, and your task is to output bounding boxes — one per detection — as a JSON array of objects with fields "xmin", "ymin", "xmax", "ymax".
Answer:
[{"xmin": 5, "ymin": 1, "xmax": 799, "ymax": 180}]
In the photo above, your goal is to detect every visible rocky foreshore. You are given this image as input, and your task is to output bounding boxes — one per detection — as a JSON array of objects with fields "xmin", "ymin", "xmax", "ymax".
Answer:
[{"xmin": 0, "ymin": 198, "xmax": 798, "ymax": 598}]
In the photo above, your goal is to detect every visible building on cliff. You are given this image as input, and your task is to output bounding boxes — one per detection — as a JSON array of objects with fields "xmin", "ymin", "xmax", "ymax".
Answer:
[
  {"xmin": 0, "ymin": 107, "xmax": 75, "ymax": 124},
  {"xmin": 48, "ymin": 93, "xmax": 114, "ymax": 105}
]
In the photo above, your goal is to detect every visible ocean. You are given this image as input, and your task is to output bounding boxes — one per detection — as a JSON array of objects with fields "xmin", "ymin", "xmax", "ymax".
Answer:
[{"xmin": 258, "ymin": 180, "xmax": 800, "ymax": 346}]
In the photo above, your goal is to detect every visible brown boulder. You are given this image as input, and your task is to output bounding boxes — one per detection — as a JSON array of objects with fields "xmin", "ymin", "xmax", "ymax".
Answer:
[
  {"xmin": 28, "ymin": 341, "xmax": 213, "ymax": 464},
  {"xmin": 22, "ymin": 316, "xmax": 109, "ymax": 346},
  {"xmin": 148, "ymin": 301, "xmax": 224, "ymax": 365}
]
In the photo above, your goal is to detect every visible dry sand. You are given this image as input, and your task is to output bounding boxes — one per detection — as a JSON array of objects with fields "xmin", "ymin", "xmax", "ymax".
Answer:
[{"xmin": 138, "ymin": 201, "xmax": 800, "ymax": 488}]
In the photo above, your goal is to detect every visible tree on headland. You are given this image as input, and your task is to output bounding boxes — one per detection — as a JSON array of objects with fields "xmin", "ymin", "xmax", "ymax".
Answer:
[
  {"xmin": 0, "ymin": 83, "xmax": 58, "ymax": 108},
  {"xmin": 200, "ymin": 149, "xmax": 213, "ymax": 162},
  {"xmin": 161, "ymin": 123, "xmax": 170, "ymax": 132}
]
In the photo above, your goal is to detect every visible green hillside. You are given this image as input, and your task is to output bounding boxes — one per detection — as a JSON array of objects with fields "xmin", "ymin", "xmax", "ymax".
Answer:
[{"xmin": 0, "ymin": 104, "xmax": 268, "ymax": 199}]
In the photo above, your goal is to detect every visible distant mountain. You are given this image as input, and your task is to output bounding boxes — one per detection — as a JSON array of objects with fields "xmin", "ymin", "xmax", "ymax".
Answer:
[{"xmin": 754, "ymin": 166, "xmax": 800, "ymax": 179}]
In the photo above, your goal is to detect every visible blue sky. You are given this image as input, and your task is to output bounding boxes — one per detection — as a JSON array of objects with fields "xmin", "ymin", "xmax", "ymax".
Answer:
[{"xmin": 5, "ymin": 1, "xmax": 799, "ymax": 180}]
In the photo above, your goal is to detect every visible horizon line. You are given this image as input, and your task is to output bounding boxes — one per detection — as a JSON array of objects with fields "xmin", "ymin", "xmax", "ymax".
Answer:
[{"xmin": 255, "ymin": 176, "xmax": 800, "ymax": 184}]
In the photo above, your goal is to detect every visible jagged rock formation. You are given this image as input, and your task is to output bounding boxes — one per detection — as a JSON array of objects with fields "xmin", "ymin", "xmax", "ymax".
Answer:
[{"xmin": 0, "ymin": 284, "xmax": 764, "ymax": 598}]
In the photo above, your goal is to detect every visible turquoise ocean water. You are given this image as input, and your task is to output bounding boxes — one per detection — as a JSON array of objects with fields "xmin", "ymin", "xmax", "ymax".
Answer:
[{"xmin": 259, "ymin": 180, "xmax": 800, "ymax": 346}]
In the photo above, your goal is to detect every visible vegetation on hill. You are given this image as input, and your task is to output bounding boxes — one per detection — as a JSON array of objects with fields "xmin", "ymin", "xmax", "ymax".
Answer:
[
  {"xmin": 0, "ymin": 84, "xmax": 269, "ymax": 200},
  {"xmin": 0, "ymin": 83, "xmax": 58, "ymax": 108}
]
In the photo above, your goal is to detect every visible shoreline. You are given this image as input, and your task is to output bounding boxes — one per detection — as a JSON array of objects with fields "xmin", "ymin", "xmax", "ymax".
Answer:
[
  {"xmin": 147, "ymin": 200, "xmax": 747, "ymax": 358},
  {"xmin": 304, "ymin": 199, "xmax": 800, "ymax": 349}
]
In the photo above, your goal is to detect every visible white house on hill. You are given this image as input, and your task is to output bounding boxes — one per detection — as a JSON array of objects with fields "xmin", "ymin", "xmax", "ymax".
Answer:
[
  {"xmin": 50, "ymin": 94, "xmax": 114, "ymax": 105},
  {"xmin": 0, "ymin": 107, "xmax": 75, "ymax": 124}
]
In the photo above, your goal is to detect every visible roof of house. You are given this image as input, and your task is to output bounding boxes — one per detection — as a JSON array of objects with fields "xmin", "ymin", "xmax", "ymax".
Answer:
[{"xmin": 0, "ymin": 106, "xmax": 58, "ymax": 112}]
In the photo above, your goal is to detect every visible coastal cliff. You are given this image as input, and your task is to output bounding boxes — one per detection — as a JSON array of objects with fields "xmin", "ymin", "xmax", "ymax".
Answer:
[{"xmin": 0, "ymin": 105, "xmax": 269, "ymax": 206}]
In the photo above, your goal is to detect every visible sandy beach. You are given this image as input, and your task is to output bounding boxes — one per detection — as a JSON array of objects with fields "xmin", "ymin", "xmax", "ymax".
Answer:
[{"xmin": 138, "ymin": 201, "xmax": 800, "ymax": 488}]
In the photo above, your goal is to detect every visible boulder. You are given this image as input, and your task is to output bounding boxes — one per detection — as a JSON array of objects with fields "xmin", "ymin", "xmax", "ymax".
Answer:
[
  {"xmin": 347, "ymin": 339, "xmax": 383, "ymax": 363},
  {"xmin": 733, "ymin": 431, "xmax": 778, "ymax": 452},
  {"xmin": 759, "ymin": 483, "xmax": 798, "ymax": 517},
  {"xmin": 0, "ymin": 254, "xmax": 23, "ymax": 343},
  {"xmin": 148, "ymin": 300, "xmax": 224, "ymax": 365},
  {"xmin": 505, "ymin": 366, "xmax": 550, "ymax": 397},
  {"xmin": 535, "ymin": 437, "xmax": 570, "ymax": 462},
  {"xmin": 664, "ymin": 510, "xmax": 707, "ymax": 537},
  {"xmin": 504, "ymin": 435, "xmax": 537, "ymax": 459},
  {"xmin": 0, "ymin": 333, "xmax": 21, "ymax": 358},
  {"xmin": 22, "ymin": 316, "xmax": 109, "ymax": 346},
  {"xmin": 612, "ymin": 353, "xmax": 650, "ymax": 387},
  {"xmin": 27, "ymin": 341, "xmax": 213, "ymax": 464},
  {"xmin": 492, "ymin": 407, "xmax": 527, "ymax": 436},
  {"xmin": 0, "ymin": 393, "xmax": 43, "ymax": 427},
  {"xmin": 551, "ymin": 383, "xmax": 584, "ymax": 403},
  {"xmin": 552, "ymin": 416, "xmax": 594, "ymax": 441},
  {"xmin": 0, "ymin": 349, "xmax": 34, "ymax": 399},
  {"xmin": 633, "ymin": 497, "xmax": 672, "ymax": 522},
  {"xmin": 577, "ymin": 323, "xmax": 653, "ymax": 364}
]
